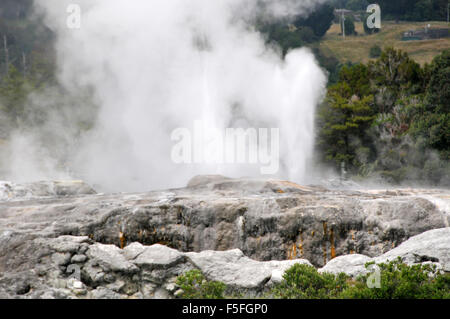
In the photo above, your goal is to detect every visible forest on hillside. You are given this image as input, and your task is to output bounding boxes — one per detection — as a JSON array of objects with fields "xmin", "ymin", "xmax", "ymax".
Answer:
[{"xmin": 0, "ymin": 0, "xmax": 448, "ymax": 186}]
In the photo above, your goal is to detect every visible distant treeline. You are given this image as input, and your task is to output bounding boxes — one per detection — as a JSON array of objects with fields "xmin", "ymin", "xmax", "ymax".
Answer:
[
  {"xmin": 0, "ymin": 0, "xmax": 32, "ymax": 19},
  {"xmin": 316, "ymin": 48, "xmax": 450, "ymax": 185},
  {"xmin": 331, "ymin": 0, "xmax": 449, "ymax": 22}
]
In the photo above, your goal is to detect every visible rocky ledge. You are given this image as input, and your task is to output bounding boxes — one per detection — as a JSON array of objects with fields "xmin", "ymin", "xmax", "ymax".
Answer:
[{"xmin": 0, "ymin": 176, "xmax": 449, "ymax": 298}]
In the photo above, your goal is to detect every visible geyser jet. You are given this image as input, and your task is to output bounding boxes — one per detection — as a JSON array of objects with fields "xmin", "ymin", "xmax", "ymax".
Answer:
[{"xmin": 28, "ymin": 0, "xmax": 327, "ymax": 192}]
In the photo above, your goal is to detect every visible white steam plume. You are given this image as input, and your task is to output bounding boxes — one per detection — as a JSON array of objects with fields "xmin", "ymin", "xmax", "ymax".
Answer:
[{"xmin": 18, "ymin": 0, "xmax": 328, "ymax": 192}]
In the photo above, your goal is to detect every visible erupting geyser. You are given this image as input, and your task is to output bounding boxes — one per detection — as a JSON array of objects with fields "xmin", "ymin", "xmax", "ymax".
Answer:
[{"xmin": 21, "ymin": 0, "xmax": 328, "ymax": 192}]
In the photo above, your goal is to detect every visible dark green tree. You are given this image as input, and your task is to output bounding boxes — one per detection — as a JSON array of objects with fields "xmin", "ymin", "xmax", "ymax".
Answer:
[
  {"xmin": 346, "ymin": 0, "xmax": 369, "ymax": 11},
  {"xmin": 0, "ymin": 64, "xmax": 32, "ymax": 122},
  {"xmin": 341, "ymin": 16, "xmax": 356, "ymax": 36},
  {"xmin": 410, "ymin": 50, "xmax": 450, "ymax": 159},
  {"xmin": 369, "ymin": 45, "xmax": 382, "ymax": 58},
  {"xmin": 317, "ymin": 64, "xmax": 376, "ymax": 171},
  {"xmin": 294, "ymin": 4, "xmax": 335, "ymax": 38},
  {"xmin": 369, "ymin": 47, "xmax": 424, "ymax": 113}
]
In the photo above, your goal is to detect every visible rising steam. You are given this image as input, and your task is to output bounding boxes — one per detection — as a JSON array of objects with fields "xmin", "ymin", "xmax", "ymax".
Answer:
[{"xmin": 3, "ymin": 0, "xmax": 328, "ymax": 192}]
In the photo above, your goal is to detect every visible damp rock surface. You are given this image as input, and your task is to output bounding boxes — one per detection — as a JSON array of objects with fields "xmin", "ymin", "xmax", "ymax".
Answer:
[
  {"xmin": 0, "ymin": 176, "xmax": 449, "ymax": 298},
  {"xmin": 0, "ymin": 235, "xmax": 309, "ymax": 298},
  {"xmin": 0, "ymin": 180, "xmax": 96, "ymax": 201},
  {"xmin": 1, "ymin": 176, "xmax": 448, "ymax": 266},
  {"xmin": 0, "ymin": 228, "xmax": 448, "ymax": 299}
]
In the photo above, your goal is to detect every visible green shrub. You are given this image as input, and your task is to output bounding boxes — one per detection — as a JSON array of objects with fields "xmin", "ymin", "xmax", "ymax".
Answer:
[
  {"xmin": 271, "ymin": 259, "xmax": 450, "ymax": 299},
  {"xmin": 175, "ymin": 260, "xmax": 450, "ymax": 299},
  {"xmin": 175, "ymin": 269, "xmax": 226, "ymax": 299},
  {"xmin": 270, "ymin": 264, "xmax": 350, "ymax": 299},
  {"xmin": 341, "ymin": 16, "xmax": 356, "ymax": 36},
  {"xmin": 369, "ymin": 45, "xmax": 382, "ymax": 58},
  {"xmin": 341, "ymin": 258, "xmax": 450, "ymax": 299}
]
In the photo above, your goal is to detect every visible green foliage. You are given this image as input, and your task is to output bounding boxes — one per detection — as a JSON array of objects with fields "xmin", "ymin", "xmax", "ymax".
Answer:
[
  {"xmin": 410, "ymin": 50, "xmax": 450, "ymax": 159},
  {"xmin": 311, "ymin": 47, "xmax": 341, "ymax": 86},
  {"xmin": 317, "ymin": 48, "xmax": 449, "ymax": 184},
  {"xmin": 424, "ymin": 50, "xmax": 450, "ymax": 114},
  {"xmin": 293, "ymin": 4, "xmax": 335, "ymax": 38},
  {"xmin": 341, "ymin": 16, "xmax": 356, "ymax": 36},
  {"xmin": 369, "ymin": 45, "xmax": 382, "ymax": 58},
  {"xmin": 376, "ymin": 0, "xmax": 448, "ymax": 21},
  {"xmin": 369, "ymin": 47, "xmax": 424, "ymax": 107},
  {"xmin": 271, "ymin": 264, "xmax": 350, "ymax": 299},
  {"xmin": 0, "ymin": 6, "xmax": 56, "ymax": 132},
  {"xmin": 317, "ymin": 63, "xmax": 376, "ymax": 170},
  {"xmin": 271, "ymin": 259, "xmax": 450, "ymax": 299},
  {"xmin": 175, "ymin": 261, "xmax": 450, "ymax": 299},
  {"xmin": 331, "ymin": 0, "xmax": 448, "ymax": 22},
  {"xmin": 346, "ymin": 0, "xmax": 369, "ymax": 11},
  {"xmin": 259, "ymin": 23, "xmax": 307, "ymax": 56},
  {"xmin": 175, "ymin": 270, "xmax": 227, "ymax": 299},
  {"xmin": 259, "ymin": 3, "xmax": 334, "ymax": 56},
  {"xmin": 0, "ymin": 65, "xmax": 33, "ymax": 123},
  {"xmin": 341, "ymin": 258, "xmax": 450, "ymax": 299},
  {"xmin": 0, "ymin": 0, "xmax": 32, "ymax": 20}
]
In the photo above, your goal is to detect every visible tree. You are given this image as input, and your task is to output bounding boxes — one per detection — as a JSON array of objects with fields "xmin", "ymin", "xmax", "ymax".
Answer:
[
  {"xmin": 316, "ymin": 47, "xmax": 449, "ymax": 184},
  {"xmin": 369, "ymin": 47, "xmax": 424, "ymax": 113},
  {"xmin": 341, "ymin": 16, "xmax": 356, "ymax": 36},
  {"xmin": 346, "ymin": 0, "xmax": 369, "ymax": 11},
  {"xmin": 0, "ymin": 64, "xmax": 31, "ymax": 123},
  {"xmin": 258, "ymin": 3, "xmax": 334, "ymax": 56},
  {"xmin": 369, "ymin": 45, "xmax": 382, "ymax": 58},
  {"xmin": 317, "ymin": 64, "xmax": 376, "ymax": 171},
  {"xmin": 375, "ymin": 0, "xmax": 448, "ymax": 21},
  {"xmin": 293, "ymin": 4, "xmax": 335, "ymax": 38},
  {"xmin": 0, "ymin": 0, "xmax": 33, "ymax": 19},
  {"xmin": 408, "ymin": 0, "xmax": 434, "ymax": 21},
  {"xmin": 410, "ymin": 50, "xmax": 450, "ymax": 159},
  {"xmin": 376, "ymin": 0, "xmax": 412, "ymax": 21},
  {"xmin": 424, "ymin": 50, "xmax": 450, "ymax": 114},
  {"xmin": 259, "ymin": 23, "xmax": 308, "ymax": 56}
]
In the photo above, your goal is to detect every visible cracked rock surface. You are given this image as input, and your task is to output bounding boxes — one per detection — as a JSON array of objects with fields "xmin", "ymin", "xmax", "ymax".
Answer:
[
  {"xmin": 0, "ymin": 235, "xmax": 309, "ymax": 298},
  {"xmin": 0, "ymin": 176, "xmax": 449, "ymax": 298},
  {"xmin": 319, "ymin": 227, "xmax": 450, "ymax": 278}
]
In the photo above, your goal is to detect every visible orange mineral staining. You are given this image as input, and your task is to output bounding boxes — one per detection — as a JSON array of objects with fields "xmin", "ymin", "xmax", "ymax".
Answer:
[
  {"xmin": 287, "ymin": 243, "xmax": 297, "ymax": 260},
  {"xmin": 119, "ymin": 231, "xmax": 126, "ymax": 249},
  {"xmin": 330, "ymin": 228, "xmax": 336, "ymax": 260},
  {"xmin": 299, "ymin": 232, "xmax": 304, "ymax": 257},
  {"xmin": 349, "ymin": 230, "xmax": 356, "ymax": 254},
  {"xmin": 322, "ymin": 221, "xmax": 328, "ymax": 265}
]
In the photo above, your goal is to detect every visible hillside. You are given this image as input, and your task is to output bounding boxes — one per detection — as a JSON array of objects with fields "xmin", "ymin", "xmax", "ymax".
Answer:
[{"xmin": 320, "ymin": 21, "xmax": 450, "ymax": 65}]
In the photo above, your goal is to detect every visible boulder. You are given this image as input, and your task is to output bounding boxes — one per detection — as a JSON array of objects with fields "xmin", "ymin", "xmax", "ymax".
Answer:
[
  {"xmin": 0, "ymin": 235, "xmax": 312, "ymax": 298},
  {"xmin": 319, "ymin": 254, "xmax": 372, "ymax": 278},
  {"xmin": 374, "ymin": 227, "xmax": 450, "ymax": 271},
  {"xmin": 186, "ymin": 249, "xmax": 311, "ymax": 290},
  {"xmin": 319, "ymin": 227, "xmax": 450, "ymax": 276},
  {"xmin": 86, "ymin": 243, "xmax": 138, "ymax": 273}
]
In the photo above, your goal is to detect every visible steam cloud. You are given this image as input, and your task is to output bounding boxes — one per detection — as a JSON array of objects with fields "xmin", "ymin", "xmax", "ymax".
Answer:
[{"xmin": 2, "ymin": 0, "xmax": 328, "ymax": 192}]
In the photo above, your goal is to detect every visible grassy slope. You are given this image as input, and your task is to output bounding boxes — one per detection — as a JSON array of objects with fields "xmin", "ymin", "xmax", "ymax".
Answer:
[{"xmin": 320, "ymin": 21, "xmax": 450, "ymax": 65}]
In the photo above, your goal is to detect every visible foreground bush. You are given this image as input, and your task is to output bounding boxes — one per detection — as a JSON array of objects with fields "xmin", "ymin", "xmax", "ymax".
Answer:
[
  {"xmin": 175, "ymin": 259, "xmax": 450, "ymax": 299},
  {"xmin": 175, "ymin": 269, "xmax": 226, "ymax": 299},
  {"xmin": 270, "ymin": 264, "xmax": 350, "ymax": 299},
  {"xmin": 272, "ymin": 258, "xmax": 450, "ymax": 299},
  {"xmin": 340, "ymin": 259, "xmax": 450, "ymax": 299}
]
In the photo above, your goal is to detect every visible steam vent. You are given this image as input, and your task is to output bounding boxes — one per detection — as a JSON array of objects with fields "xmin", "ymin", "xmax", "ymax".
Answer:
[{"xmin": 0, "ymin": 176, "xmax": 449, "ymax": 298}]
